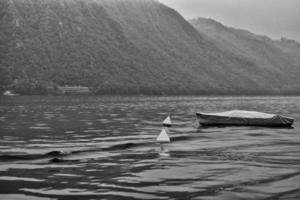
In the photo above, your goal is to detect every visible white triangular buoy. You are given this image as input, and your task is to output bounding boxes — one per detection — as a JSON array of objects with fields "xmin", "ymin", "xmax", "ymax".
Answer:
[
  {"xmin": 163, "ymin": 115, "xmax": 172, "ymax": 127},
  {"xmin": 156, "ymin": 128, "xmax": 170, "ymax": 143}
]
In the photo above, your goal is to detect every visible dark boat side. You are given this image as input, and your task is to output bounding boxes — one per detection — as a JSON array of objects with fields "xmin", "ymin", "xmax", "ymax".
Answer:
[{"xmin": 196, "ymin": 111, "xmax": 294, "ymax": 127}]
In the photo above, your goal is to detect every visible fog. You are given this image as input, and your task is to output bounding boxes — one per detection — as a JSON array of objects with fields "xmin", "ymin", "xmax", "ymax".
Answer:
[{"xmin": 159, "ymin": 0, "xmax": 300, "ymax": 41}]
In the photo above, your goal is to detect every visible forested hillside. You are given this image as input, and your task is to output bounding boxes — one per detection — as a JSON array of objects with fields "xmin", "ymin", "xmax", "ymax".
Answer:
[
  {"xmin": 1, "ymin": 0, "xmax": 300, "ymax": 95},
  {"xmin": 190, "ymin": 18, "xmax": 300, "ymax": 94}
]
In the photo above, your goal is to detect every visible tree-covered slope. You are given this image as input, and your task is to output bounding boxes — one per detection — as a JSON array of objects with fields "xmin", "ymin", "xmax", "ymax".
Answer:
[
  {"xmin": 1, "ymin": 0, "xmax": 300, "ymax": 95},
  {"xmin": 190, "ymin": 17, "xmax": 300, "ymax": 94}
]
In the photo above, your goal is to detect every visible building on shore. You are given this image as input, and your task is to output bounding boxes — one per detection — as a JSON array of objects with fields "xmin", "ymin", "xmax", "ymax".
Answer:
[{"xmin": 57, "ymin": 86, "xmax": 92, "ymax": 95}]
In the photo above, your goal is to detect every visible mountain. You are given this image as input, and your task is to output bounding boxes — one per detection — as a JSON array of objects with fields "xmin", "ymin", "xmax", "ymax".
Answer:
[
  {"xmin": 1, "ymin": 0, "xmax": 300, "ymax": 95},
  {"xmin": 190, "ymin": 18, "xmax": 300, "ymax": 94}
]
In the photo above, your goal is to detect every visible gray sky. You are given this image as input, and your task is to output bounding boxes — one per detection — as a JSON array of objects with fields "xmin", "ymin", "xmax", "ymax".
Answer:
[{"xmin": 159, "ymin": 0, "xmax": 300, "ymax": 41}]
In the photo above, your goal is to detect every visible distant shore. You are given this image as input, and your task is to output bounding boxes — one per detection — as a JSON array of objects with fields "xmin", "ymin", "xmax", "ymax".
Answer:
[{"xmin": 2, "ymin": 91, "xmax": 300, "ymax": 97}]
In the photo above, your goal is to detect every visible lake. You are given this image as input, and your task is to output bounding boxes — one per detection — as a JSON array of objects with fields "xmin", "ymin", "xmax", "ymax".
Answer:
[{"xmin": 0, "ymin": 96, "xmax": 299, "ymax": 200}]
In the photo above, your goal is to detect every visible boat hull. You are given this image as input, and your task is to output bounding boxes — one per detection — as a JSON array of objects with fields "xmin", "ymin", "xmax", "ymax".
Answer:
[{"xmin": 196, "ymin": 111, "xmax": 294, "ymax": 127}]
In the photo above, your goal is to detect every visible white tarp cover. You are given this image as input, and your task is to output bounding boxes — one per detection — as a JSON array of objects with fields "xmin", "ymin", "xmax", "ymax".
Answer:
[{"xmin": 201, "ymin": 110, "xmax": 275, "ymax": 119}]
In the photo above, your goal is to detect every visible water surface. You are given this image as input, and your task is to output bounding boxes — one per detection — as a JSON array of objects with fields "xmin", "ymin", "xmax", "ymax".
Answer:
[{"xmin": 0, "ymin": 96, "xmax": 299, "ymax": 200}]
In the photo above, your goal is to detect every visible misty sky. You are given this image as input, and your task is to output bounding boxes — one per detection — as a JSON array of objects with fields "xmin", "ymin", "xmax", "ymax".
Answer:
[{"xmin": 159, "ymin": 0, "xmax": 300, "ymax": 41}]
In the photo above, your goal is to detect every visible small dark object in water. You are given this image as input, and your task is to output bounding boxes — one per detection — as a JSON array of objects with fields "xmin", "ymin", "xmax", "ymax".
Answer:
[{"xmin": 50, "ymin": 158, "xmax": 63, "ymax": 163}]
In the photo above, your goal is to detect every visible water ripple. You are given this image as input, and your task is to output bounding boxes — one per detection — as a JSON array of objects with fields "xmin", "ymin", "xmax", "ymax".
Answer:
[{"xmin": 0, "ymin": 96, "xmax": 299, "ymax": 199}]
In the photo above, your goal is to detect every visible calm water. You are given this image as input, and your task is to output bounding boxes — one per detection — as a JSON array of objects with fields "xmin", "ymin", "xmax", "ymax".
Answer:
[{"xmin": 0, "ymin": 96, "xmax": 299, "ymax": 200}]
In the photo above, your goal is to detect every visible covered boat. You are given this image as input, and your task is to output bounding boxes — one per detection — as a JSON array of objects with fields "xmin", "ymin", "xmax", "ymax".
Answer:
[{"xmin": 196, "ymin": 110, "xmax": 294, "ymax": 127}]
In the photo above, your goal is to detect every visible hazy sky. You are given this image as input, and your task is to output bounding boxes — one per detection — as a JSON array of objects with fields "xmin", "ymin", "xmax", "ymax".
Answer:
[{"xmin": 159, "ymin": 0, "xmax": 300, "ymax": 41}]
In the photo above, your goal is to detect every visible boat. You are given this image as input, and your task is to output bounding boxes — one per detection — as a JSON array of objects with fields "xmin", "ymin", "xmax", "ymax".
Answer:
[{"xmin": 196, "ymin": 110, "xmax": 294, "ymax": 127}]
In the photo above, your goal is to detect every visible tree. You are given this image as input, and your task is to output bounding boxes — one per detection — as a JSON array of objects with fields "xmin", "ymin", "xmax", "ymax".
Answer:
[{"xmin": 0, "ymin": 0, "xmax": 14, "ymax": 92}]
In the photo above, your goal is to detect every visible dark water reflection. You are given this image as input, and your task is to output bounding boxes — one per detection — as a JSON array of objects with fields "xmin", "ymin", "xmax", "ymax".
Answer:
[{"xmin": 0, "ymin": 96, "xmax": 299, "ymax": 200}]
